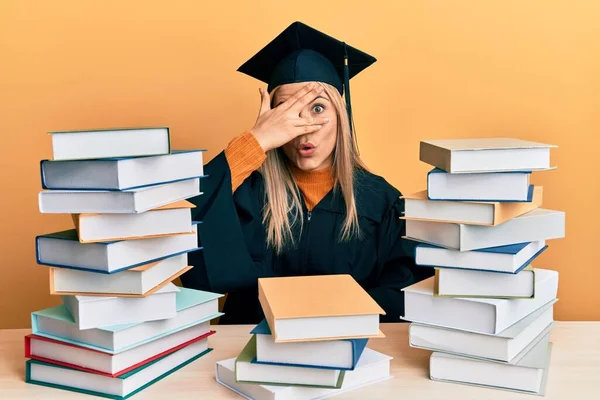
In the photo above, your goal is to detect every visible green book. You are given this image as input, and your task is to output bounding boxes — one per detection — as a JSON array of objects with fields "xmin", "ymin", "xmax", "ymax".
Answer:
[
  {"xmin": 26, "ymin": 339, "xmax": 212, "ymax": 399},
  {"xmin": 235, "ymin": 335, "xmax": 345, "ymax": 389}
]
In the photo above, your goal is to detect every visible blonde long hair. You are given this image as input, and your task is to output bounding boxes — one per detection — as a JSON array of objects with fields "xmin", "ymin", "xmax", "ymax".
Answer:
[{"xmin": 259, "ymin": 82, "xmax": 367, "ymax": 254}]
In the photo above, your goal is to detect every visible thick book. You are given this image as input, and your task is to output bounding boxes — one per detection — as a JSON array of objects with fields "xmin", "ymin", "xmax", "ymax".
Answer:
[
  {"xmin": 258, "ymin": 274, "xmax": 385, "ymax": 343},
  {"xmin": 41, "ymin": 150, "xmax": 205, "ymax": 190},
  {"xmin": 429, "ymin": 333, "xmax": 553, "ymax": 395},
  {"xmin": 216, "ymin": 348, "xmax": 392, "ymax": 400},
  {"xmin": 49, "ymin": 126, "xmax": 171, "ymax": 161},
  {"xmin": 419, "ymin": 138, "xmax": 556, "ymax": 173},
  {"xmin": 405, "ymin": 208, "xmax": 565, "ymax": 251},
  {"xmin": 251, "ymin": 319, "xmax": 368, "ymax": 370},
  {"xmin": 409, "ymin": 299, "xmax": 556, "ymax": 362},
  {"xmin": 401, "ymin": 186, "xmax": 542, "ymax": 226},
  {"xmin": 401, "ymin": 268, "xmax": 558, "ymax": 334},
  {"xmin": 427, "ymin": 168, "xmax": 533, "ymax": 201},
  {"xmin": 38, "ymin": 177, "xmax": 201, "ymax": 214},
  {"xmin": 24, "ymin": 326, "xmax": 215, "ymax": 377},
  {"xmin": 49, "ymin": 254, "xmax": 190, "ymax": 297},
  {"xmin": 415, "ymin": 241, "xmax": 547, "ymax": 274},
  {"xmin": 434, "ymin": 266, "xmax": 536, "ymax": 298},
  {"xmin": 235, "ymin": 335, "xmax": 345, "ymax": 389},
  {"xmin": 31, "ymin": 287, "xmax": 222, "ymax": 353},
  {"xmin": 73, "ymin": 200, "xmax": 195, "ymax": 243},
  {"xmin": 36, "ymin": 222, "xmax": 200, "ymax": 274},
  {"xmin": 25, "ymin": 338, "xmax": 212, "ymax": 399},
  {"xmin": 62, "ymin": 283, "xmax": 179, "ymax": 330}
]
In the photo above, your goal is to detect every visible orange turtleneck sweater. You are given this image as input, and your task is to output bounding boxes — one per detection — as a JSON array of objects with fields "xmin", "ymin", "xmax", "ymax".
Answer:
[{"xmin": 224, "ymin": 131, "xmax": 334, "ymax": 210}]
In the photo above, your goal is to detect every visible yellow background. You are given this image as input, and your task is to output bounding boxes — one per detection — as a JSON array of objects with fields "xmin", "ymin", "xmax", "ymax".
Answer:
[{"xmin": 1, "ymin": 1, "xmax": 598, "ymax": 328}]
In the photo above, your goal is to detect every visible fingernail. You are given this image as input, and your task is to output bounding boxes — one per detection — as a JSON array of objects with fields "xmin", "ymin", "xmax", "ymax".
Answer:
[{"xmin": 324, "ymin": 118, "xmax": 329, "ymax": 122}]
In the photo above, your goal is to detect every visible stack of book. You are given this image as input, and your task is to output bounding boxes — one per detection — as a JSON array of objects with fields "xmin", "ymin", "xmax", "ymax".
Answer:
[
  {"xmin": 26, "ymin": 127, "xmax": 224, "ymax": 399},
  {"xmin": 400, "ymin": 138, "xmax": 565, "ymax": 396},
  {"xmin": 216, "ymin": 274, "xmax": 394, "ymax": 400}
]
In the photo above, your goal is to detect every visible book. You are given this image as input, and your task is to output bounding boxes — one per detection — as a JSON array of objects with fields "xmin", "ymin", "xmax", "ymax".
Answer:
[
  {"xmin": 36, "ymin": 222, "xmax": 200, "ymax": 273},
  {"xmin": 38, "ymin": 177, "xmax": 201, "ymax": 214},
  {"xmin": 73, "ymin": 200, "xmax": 195, "ymax": 243},
  {"xmin": 49, "ymin": 254, "xmax": 190, "ymax": 297},
  {"xmin": 401, "ymin": 268, "xmax": 558, "ymax": 334},
  {"xmin": 258, "ymin": 274, "xmax": 385, "ymax": 343},
  {"xmin": 404, "ymin": 208, "xmax": 565, "ymax": 251},
  {"xmin": 427, "ymin": 168, "xmax": 533, "ymax": 201},
  {"xmin": 235, "ymin": 335, "xmax": 345, "ymax": 389},
  {"xmin": 435, "ymin": 266, "xmax": 536, "ymax": 298},
  {"xmin": 401, "ymin": 186, "xmax": 542, "ymax": 226},
  {"xmin": 216, "ymin": 348, "xmax": 392, "ymax": 400},
  {"xmin": 25, "ymin": 325, "xmax": 214, "ymax": 377},
  {"xmin": 31, "ymin": 287, "xmax": 223, "ymax": 353},
  {"xmin": 26, "ymin": 337, "xmax": 212, "ymax": 399},
  {"xmin": 62, "ymin": 283, "xmax": 179, "ymax": 330},
  {"xmin": 49, "ymin": 127, "xmax": 171, "ymax": 161},
  {"xmin": 429, "ymin": 334, "xmax": 553, "ymax": 395},
  {"xmin": 41, "ymin": 150, "xmax": 205, "ymax": 190},
  {"xmin": 251, "ymin": 319, "xmax": 368, "ymax": 370},
  {"xmin": 419, "ymin": 138, "xmax": 556, "ymax": 173},
  {"xmin": 409, "ymin": 299, "xmax": 556, "ymax": 362},
  {"xmin": 414, "ymin": 241, "xmax": 547, "ymax": 274}
]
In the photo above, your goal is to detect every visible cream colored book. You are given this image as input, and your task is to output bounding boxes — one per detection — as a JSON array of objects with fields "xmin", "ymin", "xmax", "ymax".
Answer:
[
  {"xmin": 73, "ymin": 200, "xmax": 195, "ymax": 243},
  {"xmin": 419, "ymin": 138, "xmax": 557, "ymax": 173},
  {"xmin": 258, "ymin": 274, "xmax": 385, "ymax": 343},
  {"xmin": 401, "ymin": 186, "xmax": 542, "ymax": 226}
]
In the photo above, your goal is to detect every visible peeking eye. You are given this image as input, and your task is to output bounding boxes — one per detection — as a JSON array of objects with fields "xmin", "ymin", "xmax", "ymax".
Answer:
[{"xmin": 311, "ymin": 104, "xmax": 325, "ymax": 114}]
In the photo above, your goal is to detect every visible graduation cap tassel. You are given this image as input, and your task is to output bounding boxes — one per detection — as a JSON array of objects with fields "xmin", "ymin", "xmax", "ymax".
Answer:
[{"xmin": 343, "ymin": 42, "xmax": 353, "ymax": 136}]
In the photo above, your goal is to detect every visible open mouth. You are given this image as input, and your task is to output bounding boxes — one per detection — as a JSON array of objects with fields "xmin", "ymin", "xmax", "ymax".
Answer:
[
  {"xmin": 300, "ymin": 143, "xmax": 315, "ymax": 151},
  {"xmin": 298, "ymin": 143, "xmax": 316, "ymax": 157}
]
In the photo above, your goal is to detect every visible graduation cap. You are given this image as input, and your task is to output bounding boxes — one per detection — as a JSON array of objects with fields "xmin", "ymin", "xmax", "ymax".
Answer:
[{"xmin": 237, "ymin": 21, "xmax": 377, "ymax": 136}]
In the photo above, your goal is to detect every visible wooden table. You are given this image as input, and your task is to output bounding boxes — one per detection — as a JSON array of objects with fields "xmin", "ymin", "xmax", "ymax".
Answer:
[{"xmin": 1, "ymin": 322, "xmax": 598, "ymax": 399}]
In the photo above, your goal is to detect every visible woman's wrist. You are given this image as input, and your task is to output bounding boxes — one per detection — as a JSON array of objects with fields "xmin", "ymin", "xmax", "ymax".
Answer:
[{"xmin": 249, "ymin": 128, "xmax": 271, "ymax": 152}]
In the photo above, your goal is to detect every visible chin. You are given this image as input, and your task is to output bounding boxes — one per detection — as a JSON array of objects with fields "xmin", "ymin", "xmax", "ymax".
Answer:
[{"xmin": 294, "ymin": 158, "xmax": 327, "ymax": 171}]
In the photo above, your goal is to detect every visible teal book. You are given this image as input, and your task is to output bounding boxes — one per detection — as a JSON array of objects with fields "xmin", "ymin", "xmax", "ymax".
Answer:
[
  {"xmin": 26, "ymin": 338, "xmax": 212, "ymax": 399},
  {"xmin": 31, "ymin": 287, "xmax": 223, "ymax": 353}
]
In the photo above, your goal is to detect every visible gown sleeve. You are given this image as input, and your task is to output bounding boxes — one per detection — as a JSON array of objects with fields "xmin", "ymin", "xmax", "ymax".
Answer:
[
  {"xmin": 367, "ymin": 197, "xmax": 435, "ymax": 322},
  {"xmin": 180, "ymin": 140, "xmax": 273, "ymax": 295}
]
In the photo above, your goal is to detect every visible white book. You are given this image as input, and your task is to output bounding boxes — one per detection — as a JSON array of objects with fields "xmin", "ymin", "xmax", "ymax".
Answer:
[
  {"xmin": 32, "ymin": 287, "xmax": 223, "ymax": 353},
  {"xmin": 36, "ymin": 223, "xmax": 199, "ymax": 273},
  {"xmin": 26, "ymin": 338, "xmax": 211, "ymax": 398},
  {"xmin": 38, "ymin": 177, "xmax": 201, "ymax": 214},
  {"xmin": 401, "ymin": 268, "xmax": 558, "ymax": 334},
  {"xmin": 41, "ymin": 150, "xmax": 205, "ymax": 190},
  {"xmin": 50, "ymin": 254, "xmax": 189, "ymax": 296},
  {"xmin": 49, "ymin": 127, "xmax": 170, "ymax": 161},
  {"xmin": 419, "ymin": 138, "xmax": 556, "ymax": 173},
  {"xmin": 427, "ymin": 169, "xmax": 532, "ymax": 201},
  {"xmin": 430, "ymin": 334, "xmax": 552, "ymax": 395},
  {"xmin": 74, "ymin": 200, "xmax": 195, "ymax": 243},
  {"xmin": 409, "ymin": 299, "xmax": 556, "ymax": 362},
  {"xmin": 405, "ymin": 208, "xmax": 565, "ymax": 251},
  {"xmin": 235, "ymin": 336, "xmax": 343, "ymax": 388},
  {"xmin": 436, "ymin": 267, "xmax": 536, "ymax": 298},
  {"xmin": 27, "ymin": 323, "xmax": 212, "ymax": 375},
  {"xmin": 252, "ymin": 320, "xmax": 366, "ymax": 370},
  {"xmin": 62, "ymin": 283, "xmax": 179, "ymax": 330},
  {"xmin": 216, "ymin": 348, "xmax": 392, "ymax": 400},
  {"xmin": 415, "ymin": 241, "xmax": 547, "ymax": 273}
]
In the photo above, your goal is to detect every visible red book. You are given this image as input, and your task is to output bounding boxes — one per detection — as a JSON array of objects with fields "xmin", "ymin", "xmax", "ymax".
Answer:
[{"xmin": 24, "ymin": 324, "xmax": 215, "ymax": 378}]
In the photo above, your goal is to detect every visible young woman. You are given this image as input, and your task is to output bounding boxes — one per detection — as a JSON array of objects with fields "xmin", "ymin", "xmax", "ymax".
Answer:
[{"xmin": 181, "ymin": 21, "xmax": 432, "ymax": 324}]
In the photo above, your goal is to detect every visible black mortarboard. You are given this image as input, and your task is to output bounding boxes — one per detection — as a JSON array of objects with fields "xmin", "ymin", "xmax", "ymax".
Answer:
[{"xmin": 237, "ymin": 21, "xmax": 377, "ymax": 135}]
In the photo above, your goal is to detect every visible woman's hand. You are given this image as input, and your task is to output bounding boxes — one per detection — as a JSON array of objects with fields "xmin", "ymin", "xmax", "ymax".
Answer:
[{"xmin": 249, "ymin": 82, "xmax": 330, "ymax": 152}]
